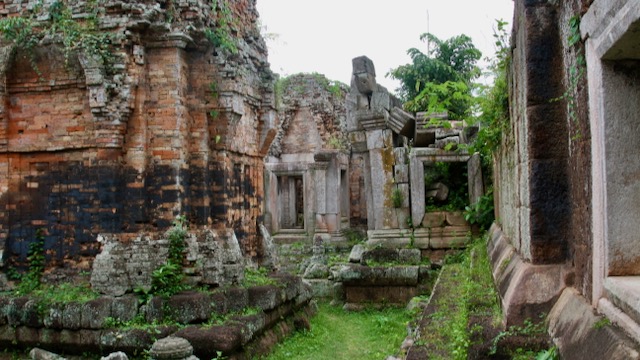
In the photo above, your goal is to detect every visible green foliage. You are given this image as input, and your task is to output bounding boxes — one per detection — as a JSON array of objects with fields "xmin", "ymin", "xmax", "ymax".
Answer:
[
  {"xmin": 465, "ymin": 19, "xmax": 511, "ymax": 171},
  {"xmin": 311, "ymin": 72, "xmax": 347, "ymax": 97},
  {"xmin": 242, "ymin": 267, "xmax": 277, "ymax": 287},
  {"xmin": 15, "ymin": 229, "xmax": 46, "ymax": 295},
  {"xmin": 327, "ymin": 135, "xmax": 346, "ymax": 150},
  {"xmin": 550, "ymin": 14, "xmax": 585, "ymax": 140},
  {"xmin": 343, "ymin": 228, "xmax": 367, "ymax": 245},
  {"xmin": 568, "ymin": 15, "xmax": 581, "ymax": 47},
  {"xmin": 406, "ymin": 81, "xmax": 473, "ymax": 120},
  {"xmin": 424, "ymin": 162, "xmax": 468, "ymax": 212},
  {"xmin": 206, "ymin": 306, "xmax": 261, "ymax": 327},
  {"xmin": 205, "ymin": 0, "xmax": 238, "ymax": 54},
  {"xmin": 29, "ymin": 282, "xmax": 99, "ymax": 305},
  {"xmin": 391, "ymin": 187, "xmax": 404, "ymax": 208},
  {"xmin": 490, "ymin": 317, "xmax": 547, "ymax": 355},
  {"xmin": 264, "ymin": 302, "xmax": 411, "ymax": 360},
  {"xmin": 593, "ymin": 317, "xmax": 611, "ymax": 330},
  {"xmin": 464, "ymin": 188, "xmax": 495, "ymax": 230},
  {"xmin": 390, "ymin": 32, "xmax": 481, "ymax": 121},
  {"xmin": 535, "ymin": 347, "xmax": 559, "ymax": 360},
  {"xmin": 137, "ymin": 216, "xmax": 189, "ymax": 300},
  {"xmin": 0, "ymin": 0, "xmax": 114, "ymax": 74}
]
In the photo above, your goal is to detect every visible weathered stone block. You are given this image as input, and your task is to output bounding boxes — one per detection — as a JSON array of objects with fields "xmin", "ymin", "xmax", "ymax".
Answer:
[
  {"xmin": 248, "ymin": 285, "xmax": 281, "ymax": 311},
  {"xmin": 29, "ymin": 347, "xmax": 66, "ymax": 360},
  {"xmin": 549, "ymin": 288, "xmax": 640, "ymax": 360},
  {"xmin": 175, "ymin": 325, "xmax": 243, "ymax": 359},
  {"xmin": 110, "ymin": 295, "xmax": 139, "ymax": 324},
  {"xmin": 332, "ymin": 282, "xmax": 345, "ymax": 303},
  {"xmin": 22, "ymin": 300, "xmax": 43, "ymax": 328},
  {"xmin": 422, "ymin": 212, "xmax": 446, "ymax": 227},
  {"xmin": 15, "ymin": 326, "xmax": 40, "ymax": 348},
  {"xmin": 362, "ymin": 248, "xmax": 399, "ymax": 264},
  {"xmin": 349, "ymin": 244, "xmax": 366, "ymax": 263},
  {"xmin": 399, "ymin": 249, "xmax": 421, "ymax": 265},
  {"xmin": 81, "ymin": 297, "xmax": 113, "ymax": 329},
  {"xmin": 62, "ymin": 303, "xmax": 82, "ymax": 330},
  {"xmin": 445, "ymin": 212, "xmax": 468, "ymax": 226},
  {"xmin": 352, "ymin": 56, "xmax": 376, "ymax": 76},
  {"xmin": 303, "ymin": 263, "xmax": 329, "ymax": 279},
  {"xmin": 167, "ymin": 292, "xmax": 211, "ymax": 325},
  {"xmin": 303, "ymin": 279, "xmax": 333, "ymax": 298},
  {"xmin": 345, "ymin": 286, "xmax": 418, "ymax": 305},
  {"xmin": 394, "ymin": 164, "xmax": 409, "ymax": 184},
  {"xmin": 143, "ymin": 296, "xmax": 165, "ymax": 324},
  {"xmin": 149, "ymin": 336, "xmax": 194, "ymax": 360},
  {"xmin": 6, "ymin": 297, "xmax": 29, "ymax": 327},
  {"xmin": 225, "ymin": 287, "xmax": 249, "ymax": 312},
  {"xmin": 43, "ymin": 304, "xmax": 65, "ymax": 329}
]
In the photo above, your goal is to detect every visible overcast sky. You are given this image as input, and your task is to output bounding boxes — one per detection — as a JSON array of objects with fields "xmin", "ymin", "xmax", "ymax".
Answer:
[{"xmin": 256, "ymin": 0, "xmax": 514, "ymax": 94}]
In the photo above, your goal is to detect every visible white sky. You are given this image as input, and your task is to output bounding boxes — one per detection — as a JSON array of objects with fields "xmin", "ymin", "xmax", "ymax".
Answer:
[{"xmin": 256, "ymin": 0, "xmax": 514, "ymax": 94}]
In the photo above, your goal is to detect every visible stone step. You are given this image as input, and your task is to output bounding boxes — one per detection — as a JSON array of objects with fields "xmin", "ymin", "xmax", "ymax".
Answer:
[{"xmin": 273, "ymin": 231, "xmax": 308, "ymax": 244}]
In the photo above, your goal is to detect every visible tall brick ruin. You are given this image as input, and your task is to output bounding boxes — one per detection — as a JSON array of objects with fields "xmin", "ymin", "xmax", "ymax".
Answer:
[{"xmin": 0, "ymin": 0, "xmax": 278, "ymax": 278}]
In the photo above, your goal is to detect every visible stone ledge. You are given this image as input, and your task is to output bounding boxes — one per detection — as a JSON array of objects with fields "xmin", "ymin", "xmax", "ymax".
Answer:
[
  {"xmin": 0, "ymin": 274, "xmax": 313, "ymax": 358},
  {"xmin": 604, "ymin": 276, "xmax": 640, "ymax": 327},
  {"xmin": 548, "ymin": 288, "xmax": 640, "ymax": 360},
  {"xmin": 487, "ymin": 224, "xmax": 571, "ymax": 326}
]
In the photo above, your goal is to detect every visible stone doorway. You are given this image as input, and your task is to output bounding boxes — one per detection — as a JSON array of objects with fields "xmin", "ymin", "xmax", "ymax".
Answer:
[{"xmin": 278, "ymin": 175, "xmax": 305, "ymax": 230}]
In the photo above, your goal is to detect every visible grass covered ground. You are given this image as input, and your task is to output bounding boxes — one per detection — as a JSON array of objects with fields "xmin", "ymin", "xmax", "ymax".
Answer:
[{"xmin": 263, "ymin": 302, "xmax": 412, "ymax": 360}]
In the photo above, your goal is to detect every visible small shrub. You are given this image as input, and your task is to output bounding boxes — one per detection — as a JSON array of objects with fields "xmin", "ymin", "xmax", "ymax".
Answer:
[
  {"xmin": 15, "ymin": 229, "xmax": 46, "ymax": 295},
  {"xmin": 343, "ymin": 228, "xmax": 367, "ymax": 244},
  {"xmin": 391, "ymin": 188, "xmax": 404, "ymax": 208},
  {"xmin": 464, "ymin": 188, "xmax": 495, "ymax": 229}
]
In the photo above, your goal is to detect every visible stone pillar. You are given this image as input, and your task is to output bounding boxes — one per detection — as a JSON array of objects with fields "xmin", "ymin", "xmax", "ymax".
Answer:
[
  {"xmin": 366, "ymin": 128, "xmax": 396, "ymax": 229},
  {"xmin": 144, "ymin": 35, "xmax": 192, "ymax": 225},
  {"xmin": 312, "ymin": 155, "xmax": 329, "ymax": 239},
  {"xmin": 346, "ymin": 56, "xmax": 400, "ymax": 232},
  {"xmin": 325, "ymin": 155, "xmax": 340, "ymax": 234},
  {"xmin": 467, "ymin": 152, "xmax": 484, "ymax": 205},
  {"xmin": 410, "ymin": 152, "xmax": 426, "ymax": 228}
]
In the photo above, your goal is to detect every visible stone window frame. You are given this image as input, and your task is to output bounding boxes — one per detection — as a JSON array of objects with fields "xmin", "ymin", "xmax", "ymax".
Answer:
[
  {"xmin": 409, "ymin": 148, "xmax": 480, "ymax": 225},
  {"xmin": 268, "ymin": 166, "xmax": 310, "ymax": 234},
  {"xmin": 584, "ymin": 0, "xmax": 640, "ymax": 341}
]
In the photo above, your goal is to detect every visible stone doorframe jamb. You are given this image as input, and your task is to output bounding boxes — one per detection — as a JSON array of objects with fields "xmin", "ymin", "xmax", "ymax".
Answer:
[{"xmin": 409, "ymin": 148, "xmax": 471, "ymax": 226}]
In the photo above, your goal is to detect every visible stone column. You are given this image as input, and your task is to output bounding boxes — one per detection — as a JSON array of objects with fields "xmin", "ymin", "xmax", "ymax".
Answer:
[
  {"xmin": 325, "ymin": 154, "xmax": 340, "ymax": 234},
  {"xmin": 467, "ymin": 152, "xmax": 484, "ymax": 205},
  {"xmin": 366, "ymin": 128, "xmax": 396, "ymax": 229},
  {"xmin": 410, "ymin": 152, "xmax": 426, "ymax": 228},
  {"xmin": 312, "ymin": 155, "xmax": 330, "ymax": 240},
  {"xmin": 346, "ymin": 56, "xmax": 398, "ymax": 231}
]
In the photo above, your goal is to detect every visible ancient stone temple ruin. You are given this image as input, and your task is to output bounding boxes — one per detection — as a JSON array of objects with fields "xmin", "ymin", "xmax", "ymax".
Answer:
[
  {"xmin": 344, "ymin": 56, "xmax": 484, "ymax": 252},
  {"xmin": 0, "ymin": 0, "xmax": 277, "ymax": 281},
  {"xmin": 264, "ymin": 73, "xmax": 350, "ymax": 244},
  {"xmin": 2, "ymin": 0, "xmax": 639, "ymax": 358},
  {"xmin": 0, "ymin": 1, "xmax": 315, "ymax": 357},
  {"xmin": 489, "ymin": 0, "xmax": 640, "ymax": 358}
]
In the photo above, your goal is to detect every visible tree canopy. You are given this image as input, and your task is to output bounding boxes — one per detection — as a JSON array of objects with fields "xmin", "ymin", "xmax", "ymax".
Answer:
[{"xmin": 389, "ymin": 33, "xmax": 482, "ymax": 119}]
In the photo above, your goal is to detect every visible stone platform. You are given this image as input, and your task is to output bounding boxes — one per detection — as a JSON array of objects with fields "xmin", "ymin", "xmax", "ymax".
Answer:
[{"xmin": 0, "ymin": 274, "xmax": 313, "ymax": 359}]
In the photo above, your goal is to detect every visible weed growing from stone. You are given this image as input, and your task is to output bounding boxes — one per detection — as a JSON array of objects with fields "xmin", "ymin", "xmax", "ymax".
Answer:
[
  {"xmin": 136, "ymin": 216, "xmax": 190, "ymax": 301},
  {"xmin": 0, "ymin": 0, "xmax": 114, "ymax": 76},
  {"xmin": 242, "ymin": 267, "xmax": 277, "ymax": 287},
  {"xmin": 14, "ymin": 229, "xmax": 46, "ymax": 295},
  {"xmin": 205, "ymin": 306, "xmax": 261, "ymax": 328},
  {"xmin": 592, "ymin": 317, "xmax": 611, "ymax": 330},
  {"xmin": 205, "ymin": 0, "xmax": 238, "ymax": 54}
]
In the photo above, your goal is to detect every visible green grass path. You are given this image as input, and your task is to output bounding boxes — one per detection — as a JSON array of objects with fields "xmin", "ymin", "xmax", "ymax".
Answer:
[{"xmin": 264, "ymin": 302, "xmax": 411, "ymax": 360}]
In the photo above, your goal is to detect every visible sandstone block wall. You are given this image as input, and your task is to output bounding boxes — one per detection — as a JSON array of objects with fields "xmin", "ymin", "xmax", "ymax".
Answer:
[{"xmin": 0, "ymin": 0, "xmax": 278, "ymax": 275}]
